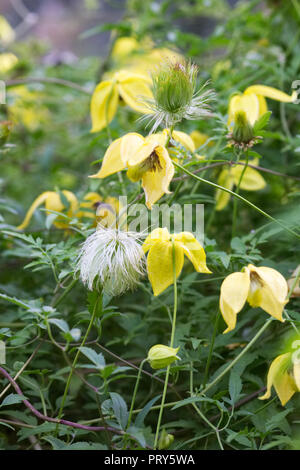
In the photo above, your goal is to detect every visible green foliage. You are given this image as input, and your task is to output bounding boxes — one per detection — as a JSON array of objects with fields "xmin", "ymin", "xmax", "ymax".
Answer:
[{"xmin": 1, "ymin": 0, "xmax": 300, "ymax": 452}]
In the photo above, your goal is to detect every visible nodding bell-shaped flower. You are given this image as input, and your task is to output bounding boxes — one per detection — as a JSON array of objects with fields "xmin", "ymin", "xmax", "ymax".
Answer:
[
  {"xmin": 76, "ymin": 226, "xmax": 146, "ymax": 296},
  {"xmin": 147, "ymin": 344, "xmax": 180, "ymax": 370},
  {"xmin": 143, "ymin": 228, "xmax": 211, "ymax": 296},
  {"xmin": 228, "ymin": 84, "xmax": 297, "ymax": 128},
  {"xmin": 143, "ymin": 60, "xmax": 215, "ymax": 132},
  {"xmin": 215, "ymin": 158, "xmax": 266, "ymax": 211},
  {"xmin": 89, "ymin": 133, "xmax": 174, "ymax": 209},
  {"xmin": 90, "ymin": 70, "xmax": 153, "ymax": 133},
  {"xmin": 17, "ymin": 190, "xmax": 79, "ymax": 230},
  {"xmin": 259, "ymin": 350, "xmax": 300, "ymax": 406},
  {"xmin": 220, "ymin": 264, "xmax": 289, "ymax": 333}
]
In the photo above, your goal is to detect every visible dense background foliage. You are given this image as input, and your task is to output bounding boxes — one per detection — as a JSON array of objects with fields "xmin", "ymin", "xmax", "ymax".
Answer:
[{"xmin": 1, "ymin": 0, "xmax": 300, "ymax": 450}]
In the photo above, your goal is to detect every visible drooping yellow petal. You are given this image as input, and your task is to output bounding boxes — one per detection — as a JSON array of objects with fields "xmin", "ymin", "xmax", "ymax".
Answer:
[
  {"xmin": 77, "ymin": 192, "xmax": 102, "ymax": 219},
  {"xmin": 127, "ymin": 140, "xmax": 154, "ymax": 167},
  {"xmin": 232, "ymin": 164, "xmax": 266, "ymax": 191},
  {"xmin": 120, "ymin": 132, "xmax": 145, "ymax": 165},
  {"xmin": 89, "ymin": 137, "xmax": 124, "ymax": 178},
  {"xmin": 215, "ymin": 169, "xmax": 235, "ymax": 211},
  {"xmin": 174, "ymin": 232, "xmax": 211, "ymax": 274},
  {"xmin": 143, "ymin": 227, "xmax": 170, "ymax": 253},
  {"xmin": 146, "ymin": 240, "xmax": 184, "ymax": 296},
  {"xmin": 90, "ymin": 81, "xmax": 119, "ymax": 133},
  {"xmin": 190, "ymin": 130, "xmax": 209, "ymax": 150},
  {"xmin": 247, "ymin": 265, "xmax": 288, "ymax": 322},
  {"xmin": 111, "ymin": 37, "xmax": 139, "ymax": 60},
  {"xmin": 45, "ymin": 191, "xmax": 78, "ymax": 228},
  {"xmin": 259, "ymin": 353, "xmax": 296, "ymax": 406},
  {"xmin": 256, "ymin": 94, "xmax": 268, "ymax": 116},
  {"xmin": 244, "ymin": 85, "xmax": 297, "ymax": 103},
  {"xmin": 220, "ymin": 271, "xmax": 250, "ymax": 333},
  {"xmin": 172, "ymin": 130, "xmax": 196, "ymax": 153},
  {"xmin": 142, "ymin": 146, "xmax": 174, "ymax": 209},
  {"xmin": 228, "ymin": 93, "xmax": 260, "ymax": 127},
  {"xmin": 118, "ymin": 72, "xmax": 153, "ymax": 114},
  {"xmin": 17, "ymin": 192, "xmax": 52, "ymax": 230}
]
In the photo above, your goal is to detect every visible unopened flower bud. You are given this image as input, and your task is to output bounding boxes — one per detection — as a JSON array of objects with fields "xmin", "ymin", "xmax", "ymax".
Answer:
[
  {"xmin": 158, "ymin": 429, "xmax": 174, "ymax": 450},
  {"xmin": 147, "ymin": 344, "xmax": 180, "ymax": 369}
]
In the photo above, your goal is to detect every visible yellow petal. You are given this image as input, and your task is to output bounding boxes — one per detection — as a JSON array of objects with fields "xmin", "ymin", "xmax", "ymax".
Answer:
[
  {"xmin": 220, "ymin": 271, "xmax": 250, "ymax": 333},
  {"xmin": 45, "ymin": 190, "xmax": 78, "ymax": 228},
  {"xmin": 215, "ymin": 169, "xmax": 235, "ymax": 211},
  {"xmin": 143, "ymin": 227, "xmax": 170, "ymax": 253},
  {"xmin": 90, "ymin": 81, "xmax": 119, "ymax": 133},
  {"xmin": 256, "ymin": 94, "xmax": 268, "ymax": 116},
  {"xmin": 232, "ymin": 164, "xmax": 266, "ymax": 191},
  {"xmin": 172, "ymin": 130, "xmax": 196, "ymax": 152},
  {"xmin": 111, "ymin": 37, "xmax": 139, "ymax": 60},
  {"xmin": 142, "ymin": 146, "xmax": 174, "ymax": 209},
  {"xmin": 247, "ymin": 265, "xmax": 288, "ymax": 322},
  {"xmin": 174, "ymin": 232, "xmax": 211, "ymax": 274},
  {"xmin": 228, "ymin": 93, "xmax": 260, "ymax": 127},
  {"xmin": 244, "ymin": 85, "xmax": 297, "ymax": 103},
  {"xmin": 259, "ymin": 353, "xmax": 295, "ymax": 406},
  {"xmin": 120, "ymin": 132, "xmax": 145, "ymax": 165},
  {"xmin": 118, "ymin": 73, "xmax": 153, "ymax": 114},
  {"xmin": 146, "ymin": 240, "xmax": 184, "ymax": 296},
  {"xmin": 89, "ymin": 137, "xmax": 124, "ymax": 178},
  {"xmin": 190, "ymin": 131, "xmax": 209, "ymax": 150},
  {"xmin": 17, "ymin": 192, "xmax": 52, "ymax": 230}
]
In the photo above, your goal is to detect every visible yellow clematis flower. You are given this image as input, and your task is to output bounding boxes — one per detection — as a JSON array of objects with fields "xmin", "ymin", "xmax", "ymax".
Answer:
[
  {"xmin": 17, "ymin": 190, "xmax": 79, "ymax": 230},
  {"xmin": 142, "ymin": 227, "xmax": 211, "ymax": 295},
  {"xmin": 90, "ymin": 70, "xmax": 153, "ymax": 133},
  {"xmin": 215, "ymin": 159, "xmax": 266, "ymax": 211},
  {"xmin": 220, "ymin": 264, "xmax": 288, "ymax": 333},
  {"xmin": 228, "ymin": 85, "xmax": 297, "ymax": 128},
  {"xmin": 90, "ymin": 133, "xmax": 175, "ymax": 209},
  {"xmin": 259, "ymin": 352, "xmax": 300, "ymax": 406}
]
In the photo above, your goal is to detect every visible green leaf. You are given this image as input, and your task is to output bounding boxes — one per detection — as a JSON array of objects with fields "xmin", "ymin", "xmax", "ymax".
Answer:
[
  {"xmin": 229, "ymin": 370, "xmax": 242, "ymax": 404},
  {"xmin": 79, "ymin": 347, "xmax": 105, "ymax": 369},
  {"xmin": 135, "ymin": 395, "xmax": 160, "ymax": 428},
  {"xmin": 1, "ymin": 393, "xmax": 26, "ymax": 407},
  {"xmin": 109, "ymin": 392, "xmax": 128, "ymax": 430}
]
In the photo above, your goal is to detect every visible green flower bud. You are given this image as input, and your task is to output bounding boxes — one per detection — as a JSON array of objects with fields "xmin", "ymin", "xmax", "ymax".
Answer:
[
  {"xmin": 147, "ymin": 344, "xmax": 180, "ymax": 370},
  {"xmin": 232, "ymin": 111, "xmax": 254, "ymax": 144},
  {"xmin": 158, "ymin": 429, "xmax": 174, "ymax": 450}
]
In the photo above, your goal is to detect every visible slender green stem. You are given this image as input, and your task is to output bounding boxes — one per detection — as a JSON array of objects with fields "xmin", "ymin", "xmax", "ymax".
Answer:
[
  {"xmin": 173, "ymin": 161, "xmax": 300, "ymax": 241},
  {"xmin": 232, "ymin": 151, "xmax": 249, "ymax": 238},
  {"xmin": 153, "ymin": 239, "xmax": 177, "ymax": 449},
  {"xmin": 201, "ymin": 319, "xmax": 273, "ymax": 396},
  {"xmin": 56, "ymin": 296, "xmax": 100, "ymax": 426},
  {"xmin": 51, "ymin": 278, "xmax": 78, "ymax": 308},
  {"xmin": 203, "ymin": 311, "xmax": 220, "ymax": 387},
  {"xmin": 126, "ymin": 359, "xmax": 147, "ymax": 430}
]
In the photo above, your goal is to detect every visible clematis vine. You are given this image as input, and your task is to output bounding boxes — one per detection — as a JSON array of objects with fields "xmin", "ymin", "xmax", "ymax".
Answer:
[
  {"xmin": 142, "ymin": 227, "xmax": 211, "ymax": 296},
  {"xmin": 219, "ymin": 264, "xmax": 289, "ymax": 333}
]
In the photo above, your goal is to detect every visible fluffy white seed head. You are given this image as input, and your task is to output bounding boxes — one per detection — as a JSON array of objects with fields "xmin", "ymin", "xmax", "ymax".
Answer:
[{"xmin": 76, "ymin": 227, "xmax": 146, "ymax": 296}]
